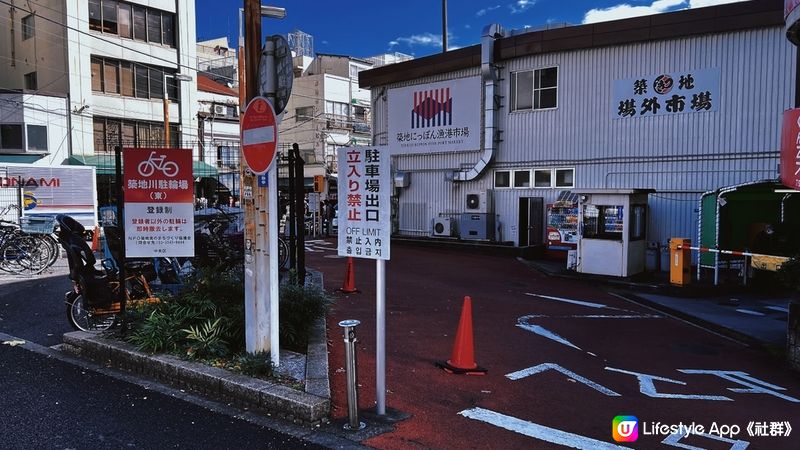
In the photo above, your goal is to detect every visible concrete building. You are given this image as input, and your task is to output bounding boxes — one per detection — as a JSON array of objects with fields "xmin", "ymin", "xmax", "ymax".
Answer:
[
  {"xmin": 197, "ymin": 37, "xmax": 237, "ymax": 87},
  {"xmin": 359, "ymin": 0, "xmax": 794, "ymax": 270},
  {"xmin": 0, "ymin": 0, "xmax": 200, "ymax": 204},
  {"xmin": 0, "ymin": 91, "xmax": 71, "ymax": 165},
  {"xmin": 196, "ymin": 73, "xmax": 239, "ymax": 202}
]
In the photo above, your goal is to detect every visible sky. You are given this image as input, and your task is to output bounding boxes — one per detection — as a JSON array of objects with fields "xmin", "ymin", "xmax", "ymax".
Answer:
[{"xmin": 194, "ymin": 0, "xmax": 748, "ymax": 59}]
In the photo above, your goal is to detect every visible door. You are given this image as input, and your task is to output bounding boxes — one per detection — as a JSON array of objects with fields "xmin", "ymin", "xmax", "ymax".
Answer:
[{"xmin": 518, "ymin": 197, "xmax": 544, "ymax": 246}]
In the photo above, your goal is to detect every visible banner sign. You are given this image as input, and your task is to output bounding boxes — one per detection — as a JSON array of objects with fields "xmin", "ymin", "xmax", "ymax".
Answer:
[
  {"xmin": 123, "ymin": 148, "xmax": 194, "ymax": 257},
  {"xmin": 337, "ymin": 146, "xmax": 391, "ymax": 260},
  {"xmin": 787, "ymin": 0, "xmax": 800, "ymax": 18},
  {"xmin": 612, "ymin": 68, "xmax": 719, "ymax": 119},
  {"xmin": 388, "ymin": 76, "xmax": 480, "ymax": 154},
  {"xmin": 780, "ymin": 109, "xmax": 800, "ymax": 190}
]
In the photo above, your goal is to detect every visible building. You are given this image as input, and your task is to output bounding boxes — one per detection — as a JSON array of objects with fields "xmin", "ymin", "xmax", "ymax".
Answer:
[
  {"xmin": 359, "ymin": 0, "xmax": 794, "ymax": 270},
  {"xmin": 0, "ymin": 0, "xmax": 201, "ymax": 205},
  {"xmin": 0, "ymin": 91, "xmax": 71, "ymax": 165},
  {"xmin": 196, "ymin": 73, "xmax": 239, "ymax": 204},
  {"xmin": 197, "ymin": 37, "xmax": 237, "ymax": 87}
]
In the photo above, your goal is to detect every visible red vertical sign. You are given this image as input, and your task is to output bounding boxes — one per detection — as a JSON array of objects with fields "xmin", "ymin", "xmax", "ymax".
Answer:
[{"xmin": 780, "ymin": 109, "xmax": 800, "ymax": 190}]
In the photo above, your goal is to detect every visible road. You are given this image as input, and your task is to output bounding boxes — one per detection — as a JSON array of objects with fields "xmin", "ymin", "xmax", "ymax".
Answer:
[{"xmin": 306, "ymin": 239, "xmax": 800, "ymax": 450}]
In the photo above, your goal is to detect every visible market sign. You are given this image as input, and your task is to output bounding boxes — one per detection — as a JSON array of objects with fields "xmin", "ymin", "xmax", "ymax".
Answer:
[
  {"xmin": 123, "ymin": 148, "xmax": 194, "ymax": 257},
  {"xmin": 612, "ymin": 68, "xmax": 719, "ymax": 119},
  {"xmin": 780, "ymin": 109, "xmax": 800, "ymax": 190},
  {"xmin": 388, "ymin": 76, "xmax": 480, "ymax": 154},
  {"xmin": 337, "ymin": 146, "xmax": 390, "ymax": 260}
]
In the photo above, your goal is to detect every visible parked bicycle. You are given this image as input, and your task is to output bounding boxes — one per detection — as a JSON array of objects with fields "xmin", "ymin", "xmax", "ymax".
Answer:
[{"xmin": 0, "ymin": 205, "xmax": 59, "ymax": 274}]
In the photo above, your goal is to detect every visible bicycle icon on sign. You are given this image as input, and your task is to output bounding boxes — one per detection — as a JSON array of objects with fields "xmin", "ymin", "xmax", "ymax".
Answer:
[{"xmin": 138, "ymin": 151, "xmax": 179, "ymax": 177}]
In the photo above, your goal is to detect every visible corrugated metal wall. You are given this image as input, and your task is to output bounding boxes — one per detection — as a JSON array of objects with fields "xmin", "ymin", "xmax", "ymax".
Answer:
[{"xmin": 372, "ymin": 26, "xmax": 795, "ymax": 255}]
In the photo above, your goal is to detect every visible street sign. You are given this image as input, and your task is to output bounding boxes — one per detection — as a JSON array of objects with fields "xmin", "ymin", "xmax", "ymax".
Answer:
[
  {"xmin": 123, "ymin": 148, "xmax": 194, "ymax": 257},
  {"xmin": 780, "ymin": 109, "xmax": 800, "ymax": 190},
  {"xmin": 241, "ymin": 96, "xmax": 277, "ymax": 175},
  {"xmin": 260, "ymin": 34, "xmax": 294, "ymax": 116}
]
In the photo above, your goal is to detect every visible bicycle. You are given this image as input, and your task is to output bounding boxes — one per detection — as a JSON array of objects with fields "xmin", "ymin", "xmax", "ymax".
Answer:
[
  {"xmin": 137, "ymin": 150, "xmax": 179, "ymax": 177},
  {"xmin": 0, "ymin": 205, "xmax": 58, "ymax": 274},
  {"xmin": 57, "ymin": 215, "xmax": 158, "ymax": 332}
]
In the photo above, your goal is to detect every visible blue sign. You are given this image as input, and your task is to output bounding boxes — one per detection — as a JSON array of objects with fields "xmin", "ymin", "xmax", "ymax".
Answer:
[{"xmin": 258, "ymin": 174, "xmax": 268, "ymax": 187}]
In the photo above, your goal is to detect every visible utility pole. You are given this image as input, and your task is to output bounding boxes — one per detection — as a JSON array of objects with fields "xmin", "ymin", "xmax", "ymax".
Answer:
[{"xmin": 442, "ymin": 0, "xmax": 448, "ymax": 52}]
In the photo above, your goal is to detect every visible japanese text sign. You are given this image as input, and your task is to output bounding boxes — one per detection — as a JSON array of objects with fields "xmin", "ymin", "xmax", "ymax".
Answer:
[
  {"xmin": 123, "ymin": 148, "xmax": 194, "ymax": 257},
  {"xmin": 337, "ymin": 146, "xmax": 391, "ymax": 260},
  {"xmin": 388, "ymin": 77, "xmax": 480, "ymax": 154},
  {"xmin": 780, "ymin": 109, "xmax": 800, "ymax": 190},
  {"xmin": 612, "ymin": 68, "xmax": 719, "ymax": 119}
]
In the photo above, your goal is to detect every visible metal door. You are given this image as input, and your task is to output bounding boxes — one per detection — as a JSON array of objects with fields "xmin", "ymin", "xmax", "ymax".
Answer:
[{"xmin": 518, "ymin": 197, "xmax": 544, "ymax": 246}]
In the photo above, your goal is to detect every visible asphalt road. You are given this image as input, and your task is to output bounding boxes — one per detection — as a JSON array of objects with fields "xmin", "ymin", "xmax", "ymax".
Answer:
[{"xmin": 305, "ymin": 239, "xmax": 800, "ymax": 450}]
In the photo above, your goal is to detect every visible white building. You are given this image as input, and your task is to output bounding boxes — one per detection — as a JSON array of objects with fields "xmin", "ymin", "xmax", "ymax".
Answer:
[
  {"xmin": 360, "ymin": 1, "xmax": 795, "ymax": 270},
  {"xmin": 0, "ymin": 0, "xmax": 200, "ymax": 204},
  {"xmin": 0, "ymin": 91, "xmax": 71, "ymax": 165},
  {"xmin": 196, "ymin": 73, "xmax": 239, "ymax": 203},
  {"xmin": 197, "ymin": 37, "xmax": 237, "ymax": 88}
]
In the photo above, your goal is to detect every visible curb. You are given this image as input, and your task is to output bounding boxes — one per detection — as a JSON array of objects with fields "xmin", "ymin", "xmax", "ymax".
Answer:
[{"xmin": 61, "ymin": 331, "xmax": 331, "ymax": 425}]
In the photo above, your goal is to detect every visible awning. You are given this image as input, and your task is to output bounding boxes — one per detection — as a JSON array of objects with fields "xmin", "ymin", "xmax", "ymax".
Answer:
[{"xmin": 69, "ymin": 155, "xmax": 218, "ymax": 177}]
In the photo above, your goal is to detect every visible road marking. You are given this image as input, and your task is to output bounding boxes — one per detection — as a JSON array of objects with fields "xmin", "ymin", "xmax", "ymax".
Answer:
[
  {"xmin": 735, "ymin": 309, "xmax": 765, "ymax": 316},
  {"xmin": 765, "ymin": 305, "xmax": 789, "ymax": 313},
  {"xmin": 505, "ymin": 363, "xmax": 620, "ymax": 396},
  {"xmin": 525, "ymin": 293, "xmax": 607, "ymax": 309},
  {"xmin": 661, "ymin": 430, "xmax": 750, "ymax": 449},
  {"xmin": 678, "ymin": 370, "xmax": 800, "ymax": 403},
  {"xmin": 459, "ymin": 407, "xmax": 633, "ymax": 449},
  {"xmin": 605, "ymin": 367, "xmax": 733, "ymax": 401},
  {"xmin": 516, "ymin": 319, "xmax": 582, "ymax": 351}
]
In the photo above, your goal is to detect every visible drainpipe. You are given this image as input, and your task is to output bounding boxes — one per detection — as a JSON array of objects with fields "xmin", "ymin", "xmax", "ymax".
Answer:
[{"xmin": 451, "ymin": 24, "xmax": 505, "ymax": 181}]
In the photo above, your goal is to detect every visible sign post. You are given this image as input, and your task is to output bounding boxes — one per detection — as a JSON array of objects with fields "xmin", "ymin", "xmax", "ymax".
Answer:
[
  {"xmin": 780, "ymin": 109, "xmax": 800, "ymax": 190},
  {"xmin": 337, "ymin": 146, "xmax": 391, "ymax": 415},
  {"xmin": 123, "ymin": 148, "xmax": 194, "ymax": 258}
]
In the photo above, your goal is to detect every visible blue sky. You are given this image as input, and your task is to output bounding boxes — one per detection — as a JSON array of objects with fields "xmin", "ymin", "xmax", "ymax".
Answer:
[{"xmin": 195, "ymin": 0, "xmax": 746, "ymax": 59}]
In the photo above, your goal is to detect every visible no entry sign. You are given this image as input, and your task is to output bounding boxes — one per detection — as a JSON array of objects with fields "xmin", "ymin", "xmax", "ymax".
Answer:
[{"xmin": 241, "ymin": 96, "xmax": 277, "ymax": 174}]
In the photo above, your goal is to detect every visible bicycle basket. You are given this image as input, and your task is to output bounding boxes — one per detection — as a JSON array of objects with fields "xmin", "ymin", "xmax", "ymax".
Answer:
[{"xmin": 20, "ymin": 217, "xmax": 56, "ymax": 234}]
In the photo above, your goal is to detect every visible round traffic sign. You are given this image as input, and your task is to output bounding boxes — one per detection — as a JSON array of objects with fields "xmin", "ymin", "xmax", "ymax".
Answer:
[{"xmin": 241, "ymin": 96, "xmax": 277, "ymax": 174}]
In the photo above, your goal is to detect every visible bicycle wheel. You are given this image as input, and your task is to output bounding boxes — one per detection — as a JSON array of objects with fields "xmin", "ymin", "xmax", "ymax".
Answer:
[
  {"xmin": 0, "ymin": 237, "xmax": 31, "ymax": 274},
  {"xmin": 10, "ymin": 235, "xmax": 51, "ymax": 274},
  {"xmin": 278, "ymin": 237, "xmax": 289, "ymax": 269},
  {"xmin": 65, "ymin": 292, "xmax": 117, "ymax": 332}
]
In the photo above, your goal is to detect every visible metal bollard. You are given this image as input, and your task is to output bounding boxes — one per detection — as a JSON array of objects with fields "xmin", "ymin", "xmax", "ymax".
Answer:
[{"xmin": 339, "ymin": 319, "xmax": 366, "ymax": 431}]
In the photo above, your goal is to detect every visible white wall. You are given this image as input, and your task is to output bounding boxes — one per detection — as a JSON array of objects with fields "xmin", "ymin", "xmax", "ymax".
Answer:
[{"xmin": 0, "ymin": 93, "xmax": 71, "ymax": 165}]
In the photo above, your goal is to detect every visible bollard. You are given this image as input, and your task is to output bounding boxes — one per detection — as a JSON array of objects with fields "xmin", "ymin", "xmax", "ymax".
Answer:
[{"xmin": 339, "ymin": 319, "xmax": 366, "ymax": 431}]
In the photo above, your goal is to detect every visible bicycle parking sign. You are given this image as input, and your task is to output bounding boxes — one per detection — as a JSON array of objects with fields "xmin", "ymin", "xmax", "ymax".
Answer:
[{"xmin": 123, "ymin": 148, "xmax": 194, "ymax": 257}]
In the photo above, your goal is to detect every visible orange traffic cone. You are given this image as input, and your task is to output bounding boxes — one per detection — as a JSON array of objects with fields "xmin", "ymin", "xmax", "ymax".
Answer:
[
  {"xmin": 339, "ymin": 257, "xmax": 360, "ymax": 293},
  {"xmin": 436, "ymin": 296, "xmax": 487, "ymax": 375},
  {"xmin": 91, "ymin": 226, "xmax": 100, "ymax": 252}
]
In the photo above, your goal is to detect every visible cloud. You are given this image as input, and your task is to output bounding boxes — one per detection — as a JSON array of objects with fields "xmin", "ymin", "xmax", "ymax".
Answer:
[
  {"xmin": 321, "ymin": 40, "xmax": 329, "ymax": 45},
  {"xmin": 509, "ymin": 0, "xmax": 536, "ymax": 14},
  {"xmin": 476, "ymin": 5, "xmax": 501, "ymax": 17},
  {"xmin": 582, "ymin": 0, "xmax": 746, "ymax": 24},
  {"xmin": 389, "ymin": 32, "xmax": 449, "ymax": 49}
]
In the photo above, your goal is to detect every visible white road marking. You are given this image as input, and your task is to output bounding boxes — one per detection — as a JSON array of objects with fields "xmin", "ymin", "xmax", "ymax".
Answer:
[
  {"xmin": 459, "ymin": 407, "xmax": 633, "ymax": 450},
  {"xmin": 525, "ymin": 293, "xmax": 608, "ymax": 309},
  {"xmin": 505, "ymin": 363, "xmax": 620, "ymax": 396},
  {"xmin": 735, "ymin": 309, "xmax": 765, "ymax": 316},
  {"xmin": 661, "ymin": 430, "xmax": 750, "ymax": 449},
  {"xmin": 678, "ymin": 370, "xmax": 800, "ymax": 403},
  {"xmin": 605, "ymin": 367, "xmax": 733, "ymax": 401},
  {"xmin": 765, "ymin": 305, "xmax": 789, "ymax": 313},
  {"xmin": 516, "ymin": 321, "xmax": 582, "ymax": 351}
]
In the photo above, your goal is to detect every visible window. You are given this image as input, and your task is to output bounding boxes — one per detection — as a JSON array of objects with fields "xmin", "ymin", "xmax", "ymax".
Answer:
[
  {"xmin": 533, "ymin": 169, "xmax": 552, "ymax": 188},
  {"xmin": 94, "ymin": 117, "xmax": 178, "ymax": 151},
  {"xmin": 0, "ymin": 124, "xmax": 24, "ymax": 150},
  {"xmin": 21, "ymin": 14, "xmax": 34, "ymax": 40},
  {"xmin": 133, "ymin": 6, "xmax": 146, "ymax": 41},
  {"xmin": 118, "ymin": 3, "xmax": 131, "ymax": 38},
  {"xmin": 149, "ymin": 68, "xmax": 164, "ymax": 99},
  {"xmin": 121, "ymin": 122, "xmax": 135, "ymax": 147},
  {"xmin": 296, "ymin": 106, "xmax": 313, "ymax": 119},
  {"xmin": 24, "ymin": 72, "xmax": 37, "ymax": 90},
  {"xmin": 26, "ymin": 125, "xmax": 47, "ymax": 151},
  {"xmin": 102, "ymin": 0, "xmax": 118, "ymax": 34},
  {"xmin": 582, "ymin": 205, "xmax": 623, "ymax": 240},
  {"xmin": 162, "ymin": 13, "xmax": 174, "ymax": 47},
  {"xmin": 555, "ymin": 168, "xmax": 574, "ymax": 188},
  {"xmin": 91, "ymin": 57, "xmax": 103, "ymax": 91},
  {"xmin": 494, "ymin": 170, "xmax": 511, "ymax": 188},
  {"xmin": 513, "ymin": 170, "xmax": 531, "ymax": 188},
  {"xmin": 93, "ymin": 119, "xmax": 105, "ymax": 151},
  {"xmin": 134, "ymin": 64, "xmax": 149, "ymax": 98},
  {"xmin": 511, "ymin": 67, "xmax": 558, "ymax": 111},
  {"xmin": 166, "ymin": 74, "xmax": 178, "ymax": 101},
  {"xmin": 147, "ymin": 10, "xmax": 162, "ymax": 44},
  {"xmin": 630, "ymin": 205, "xmax": 646, "ymax": 241},
  {"xmin": 88, "ymin": 0, "xmax": 102, "ymax": 31},
  {"xmin": 103, "ymin": 60, "xmax": 119, "ymax": 94},
  {"xmin": 120, "ymin": 62, "xmax": 134, "ymax": 96}
]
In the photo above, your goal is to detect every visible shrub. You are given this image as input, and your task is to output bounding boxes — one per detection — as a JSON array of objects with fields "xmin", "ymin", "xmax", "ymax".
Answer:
[
  {"xmin": 777, "ymin": 256, "xmax": 800, "ymax": 295},
  {"xmin": 279, "ymin": 271, "xmax": 332, "ymax": 352},
  {"xmin": 235, "ymin": 351, "xmax": 273, "ymax": 378}
]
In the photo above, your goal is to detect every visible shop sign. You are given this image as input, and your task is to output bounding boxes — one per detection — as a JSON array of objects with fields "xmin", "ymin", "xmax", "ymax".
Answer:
[
  {"xmin": 612, "ymin": 68, "xmax": 719, "ymax": 119},
  {"xmin": 780, "ymin": 108, "xmax": 800, "ymax": 190},
  {"xmin": 337, "ymin": 146, "xmax": 390, "ymax": 260},
  {"xmin": 388, "ymin": 77, "xmax": 480, "ymax": 154},
  {"xmin": 787, "ymin": 0, "xmax": 800, "ymax": 19},
  {"xmin": 123, "ymin": 148, "xmax": 194, "ymax": 257}
]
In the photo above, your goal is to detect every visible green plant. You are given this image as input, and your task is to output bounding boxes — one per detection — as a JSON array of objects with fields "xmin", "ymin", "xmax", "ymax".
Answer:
[
  {"xmin": 182, "ymin": 317, "xmax": 229, "ymax": 359},
  {"xmin": 279, "ymin": 272, "xmax": 332, "ymax": 352},
  {"xmin": 235, "ymin": 351, "xmax": 273, "ymax": 378},
  {"xmin": 126, "ymin": 310, "xmax": 182, "ymax": 353},
  {"xmin": 777, "ymin": 256, "xmax": 800, "ymax": 294}
]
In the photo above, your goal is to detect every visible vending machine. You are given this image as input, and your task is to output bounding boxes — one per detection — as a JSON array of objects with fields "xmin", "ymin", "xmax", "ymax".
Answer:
[{"xmin": 546, "ymin": 192, "xmax": 579, "ymax": 258}]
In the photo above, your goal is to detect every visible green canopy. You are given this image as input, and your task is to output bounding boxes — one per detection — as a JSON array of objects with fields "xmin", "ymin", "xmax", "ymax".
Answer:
[{"xmin": 69, "ymin": 154, "xmax": 218, "ymax": 177}]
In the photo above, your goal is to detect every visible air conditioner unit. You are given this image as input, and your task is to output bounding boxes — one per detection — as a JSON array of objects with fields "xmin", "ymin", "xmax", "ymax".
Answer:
[
  {"xmin": 432, "ymin": 217, "xmax": 452, "ymax": 237},
  {"xmin": 213, "ymin": 104, "xmax": 227, "ymax": 115},
  {"xmin": 465, "ymin": 190, "xmax": 493, "ymax": 213}
]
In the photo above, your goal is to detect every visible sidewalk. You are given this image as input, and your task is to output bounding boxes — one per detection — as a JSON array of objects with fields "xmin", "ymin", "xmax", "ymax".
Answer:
[{"xmin": 524, "ymin": 257, "xmax": 792, "ymax": 350}]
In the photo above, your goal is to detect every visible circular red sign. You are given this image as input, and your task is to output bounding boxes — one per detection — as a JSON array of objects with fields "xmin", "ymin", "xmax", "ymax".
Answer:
[{"xmin": 241, "ymin": 96, "xmax": 277, "ymax": 174}]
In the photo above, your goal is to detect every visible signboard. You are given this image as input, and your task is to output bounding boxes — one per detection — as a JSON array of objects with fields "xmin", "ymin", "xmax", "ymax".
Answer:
[
  {"xmin": 241, "ymin": 96, "xmax": 277, "ymax": 174},
  {"xmin": 612, "ymin": 68, "xmax": 719, "ymax": 119},
  {"xmin": 788, "ymin": 0, "xmax": 800, "ymax": 44},
  {"xmin": 260, "ymin": 34, "xmax": 294, "ymax": 116},
  {"xmin": 123, "ymin": 148, "xmax": 194, "ymax": 257},
  {"xmin": 780, "ymin": 108, "xmax": 800, "ymax": 190},
  {"xmin": 787, "ymin": 0, "xmax": 800, "ymax": 18},
  {"xmin": 337, "ymin": 146, "xmax": 391, "ymax": 260},
  {"xmin": 388, "ymin": 77, "xmax": 480, "ymax": 154}
]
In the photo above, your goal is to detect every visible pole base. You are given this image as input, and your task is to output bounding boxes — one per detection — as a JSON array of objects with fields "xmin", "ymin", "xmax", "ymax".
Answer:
[
  {"xmin": 343, "ymin": 421, "xmax": 366, "ymax": 431},
  {"xmin": 435, "ymin": 360, "xmax": 487, "ymax": 375}
]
